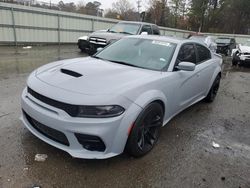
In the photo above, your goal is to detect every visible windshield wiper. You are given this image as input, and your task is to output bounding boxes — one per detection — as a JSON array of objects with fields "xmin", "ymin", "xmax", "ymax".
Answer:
[
  {"xmin": 108, "ymin": 30, "xmax": 117, "ymax": 33},
  {"xmin": 92, "ymin": 56, "xmax": 139, "ymax": 68},
  {"xmin": 108, "ymin": 60, "xmax": 139, "ymax": 68},
  {"xmin": 91, "ymin": 55, "xmax": 105, "ymax": 60},
  {"xmin": 118, "ymin": 31, "xmax": 133, "ymax": 35}
]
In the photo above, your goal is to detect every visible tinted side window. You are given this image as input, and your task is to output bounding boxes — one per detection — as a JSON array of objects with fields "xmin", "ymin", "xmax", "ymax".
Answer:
[
  {"xmin": 196, "ymin": 44, "xmax": 211, "ymax": 63},
  {"xmin": 178, "ymin": 44, "xmax": 196, "ymax": 64},
  {"xmin": 141, "ymin": 25, "xmax": 152, "ymax": 34},
  {"xmin": 152, "ymin": 25, "xmax": 160, "ymax": 35}
]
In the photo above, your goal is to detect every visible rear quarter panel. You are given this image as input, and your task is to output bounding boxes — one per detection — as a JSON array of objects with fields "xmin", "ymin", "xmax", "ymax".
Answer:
[{"xmin": 206, "ymin": 54, "xmax": 222, "ymax": 94}]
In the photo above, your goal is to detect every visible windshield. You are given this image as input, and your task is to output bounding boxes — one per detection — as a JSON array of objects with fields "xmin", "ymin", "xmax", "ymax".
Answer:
[
  {"xmin": 190, "ymin": 36, "xmax": 206, "ymax": 43},
  {"xmin": 216, "ymin": 38, "xmax": 231, "ymax": 44},
  {"xmin": 108, "ymin": 23, "xmax": 141, "ymax": 35},
  {"xmin": 94, "ymin": 38, "xmax": 177, "ymax": 71},
  {"xmin": 190, "ymin": 36, "xmax": 206, "ymax": 41}
]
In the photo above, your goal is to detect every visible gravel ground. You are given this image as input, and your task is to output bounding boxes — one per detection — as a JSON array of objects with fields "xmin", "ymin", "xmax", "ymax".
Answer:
[{"xmin": 0, "ymin": 45, "xmax": 249, "ymax": 188}]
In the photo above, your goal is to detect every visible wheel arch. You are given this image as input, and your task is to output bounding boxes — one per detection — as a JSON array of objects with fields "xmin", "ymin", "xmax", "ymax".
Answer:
[
  {"xmin": 206, "ymin": 68, "xmax": 221, "ymax": 95},
  {"xmin": 218, "ymin": 71, "xmax": 221, "ymax": 78},
  {"xmin": 153, "ymin": 99, "xmax": 165, "ymax": 115},
  {"xmin": 132, "ymin": 90, "xmax": 168, "ymax": 118},
  {"xmin": 110, "ymin": 91, "xmax": 167, "ymax": 155}
]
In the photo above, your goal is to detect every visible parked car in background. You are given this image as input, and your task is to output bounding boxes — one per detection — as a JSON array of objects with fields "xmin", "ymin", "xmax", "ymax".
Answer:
[
  {"xmin": 21, "ymin": 35, "xmax": 222, "ymax": 159},
  {"xmin": 189, "ymin": 35, "xmax": 217, "ymax": 53},
  {"xmin": 232, "ymin": 39, "xmax": 250, "ymax": 66},
  {"xmin": 77, "ymin": 30, "xmax": 106, "ymax": 53},
  {"xmin": 77, "ymin": 21, "xmax": 160, "ymax": 54},
  {"xmin": 216, "ymin": 37, "xmax": 236, "ymax": 56}
]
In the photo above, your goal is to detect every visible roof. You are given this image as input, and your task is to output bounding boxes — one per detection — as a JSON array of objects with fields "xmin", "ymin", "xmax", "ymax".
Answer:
[
  {"xmin": 118, "ymin": 21, "xmax": 157, "ymax": 26},
  {"xmin": 125, "ymin": 35, "xmax": 209, "ymax": 47},
  {"xmin": 126, "ymin": 35, "xmax": 186, "ymax": 44},
  {"xmin": 190, "ymin": 35, "xmax": 208, "ymax": 39}
]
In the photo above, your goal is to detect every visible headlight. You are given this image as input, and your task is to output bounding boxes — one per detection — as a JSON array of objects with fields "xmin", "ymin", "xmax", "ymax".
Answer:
[
  {"xmin": 78, "ymin": 36, "xmax": 88, "ymax": 41},
  {"xmin": 77, "ymin": 105, "xmax": 125, "ymax": 118},
  {"xmin": 240, "ymin": 56, "xmax": 246, "ymax": 61}
]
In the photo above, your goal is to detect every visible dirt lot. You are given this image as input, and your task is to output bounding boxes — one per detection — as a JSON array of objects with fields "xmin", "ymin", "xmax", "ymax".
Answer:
[{"xmin": 0, "ymin": 45, "xmax": 250, "ymax": 188}]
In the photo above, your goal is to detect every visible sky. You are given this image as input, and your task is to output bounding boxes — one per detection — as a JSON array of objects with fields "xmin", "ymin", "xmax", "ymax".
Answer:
[{"xmin": 42, "ymin": 0, "xmax": 148, "ymax": 11}]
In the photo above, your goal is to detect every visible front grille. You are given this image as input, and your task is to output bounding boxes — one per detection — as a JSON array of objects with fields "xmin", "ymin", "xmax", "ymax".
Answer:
[
  {"xmin": 243, "ymin": 52, "xmax": 250, "ymax": 55},
  {"xmin": 89, "ymin": 37, "xmax": 107, "ymax": 45},
  {"xmin": 27, "ymin": 87, "xmax": 79, "ymax": 117},
  {"xmin": 23, "ymin": 110, "xmax": 69, "ymax": 146},
  {"xmin": 75, "ymin": 133, "xmax": 106, "ymax": 152}
]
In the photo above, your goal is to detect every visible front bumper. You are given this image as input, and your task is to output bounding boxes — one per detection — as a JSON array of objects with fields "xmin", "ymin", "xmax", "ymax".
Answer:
[
  {"xmin": 88, "ymin": 43, "xmax": 107, "ymax": 54},
  {"xmin": 77, "ymin": 39, "xmax": 90, "ymax": 51},
  {"xmin": 21, "ymin": 88, "xmax": 142, "ymax": 159},
  {"xmin": 239, "ymin": 55, "xmax": 250, "ymax": 63},
  {"xmin": 216, "ymin": 46, "xmax": 229, "ymax": 55},
  {"xmin": 234, "ymin": 53, "xmax": 250, "ymax": 64}
]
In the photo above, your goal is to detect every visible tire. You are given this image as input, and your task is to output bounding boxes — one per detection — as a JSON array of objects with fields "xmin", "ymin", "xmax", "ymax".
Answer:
[
  {"xmin": 80, "ymin": 47, "xmax": 86, "ymax": 53},
  {"xmin": 126, "ymin": 102, "xmax": 164, "ymax": 157},
  {"xmin": 238, "ymin": 61, "xmax": 244, "ymax": 67},
  {"xmin": 204, "ymin": 75, "xmax": 221, "ymax": 103},
  {"xmin": 232, "ymin": 58, "xmax": 238, "ymax": 66},
  {"xmin": 78, "ymin": 40, "xmax": 89, "ymax": 52},
  {"xmin": 232, "ymin": 52, "xmax": 240, "ymax": 66}
]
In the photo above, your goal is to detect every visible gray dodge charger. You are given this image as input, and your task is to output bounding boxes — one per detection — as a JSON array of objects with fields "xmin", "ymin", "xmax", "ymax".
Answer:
[{"xmin": 21, "ymin": 35, "xmax": 222, "ymax": 159}]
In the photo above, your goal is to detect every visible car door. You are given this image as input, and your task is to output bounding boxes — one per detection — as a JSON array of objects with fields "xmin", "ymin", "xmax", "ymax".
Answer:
[
  {"xmin": 172, "ymin": 43, "xmax": 204, "ymax": 110},
  {"xmin": 194, "ymin": 43, "xmax": 215, "ymax": 96}
]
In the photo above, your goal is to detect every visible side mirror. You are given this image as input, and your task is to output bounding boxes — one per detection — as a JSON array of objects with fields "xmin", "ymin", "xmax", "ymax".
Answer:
[
  {"xmin": 176, "ymin": 62, "xmax": 196, "ymax": 71},
  {"xmin": 97, "ymin": 47, "xmax": 103, "ymax": 52},
  {"xmin": 141, "ymin": 32, "xmax": 148, "ymax": 35}
]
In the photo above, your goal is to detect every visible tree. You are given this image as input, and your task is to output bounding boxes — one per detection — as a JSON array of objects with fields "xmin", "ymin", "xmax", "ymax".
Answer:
[
  {"xmin": 188, "ymin": 0, "xmax": 209, "ymax": 32},
  {"xmin": 58, "ymin": 1, "xmax": 76, "ymax": 12},
  {"xmin": 104, "ymin": 0, "xmax": 138, "ymax": 20},
  {"xmin": 145, "ymin": 0, "xmax": 169, "ymax": 26},
  {"xmin": 77, "ymin": 1, "xmax": 86, "ymax": 14},
  {"xmin": 187, "ymin": 0, "xmax": 250, "ymax": 34},
  {"xmin": 105, "ymin": 9, "xmax": 120, "ymax": 19},
  {"xmin": 85, "ymin": 1, "xmax": 102, "ymax": 16},
  {"xmin": 218, "ymin": 0, "xmax": 250, "ymax": 34},
  {"xmin": 169, "ymin": 0, "xmax": 186, "ymax": 28},
  {"xmin": 112, "ymin": 0, "xmax": 135, "ymax": 19}
]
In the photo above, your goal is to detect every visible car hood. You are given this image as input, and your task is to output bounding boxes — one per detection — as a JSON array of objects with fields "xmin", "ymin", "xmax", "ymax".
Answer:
[
  {"xmin": 35, "ymin": 57, "xmax": 158, "ymax": 95},
  {"xmin": 217, "ymin": 43, "xmax": 230, "ymax": 47},
  {"xmin": 89, "ymin": 31, "xmax": 128, "ymax": 43},
  {"xmin": 239, "ymin": 45, "xmax": 250, "ymax": 53}
]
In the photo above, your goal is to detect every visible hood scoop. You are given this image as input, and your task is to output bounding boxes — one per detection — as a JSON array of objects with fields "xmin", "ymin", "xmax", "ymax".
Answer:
[{"xmin": 60, "ymin": 68, "xmax": 82, "ymax": 78}]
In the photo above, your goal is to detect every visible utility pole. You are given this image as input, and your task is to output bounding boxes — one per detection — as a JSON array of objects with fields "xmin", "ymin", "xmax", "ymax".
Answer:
[
  {"xmin": 137, "ymin": 0, "xmax": 141, "ymax": 13},
  {"xmin": 199, "ymin": 0, "xmax": 206, "ymax": 32},
  {"xmin": 136, "ymin": 0, "xmax": 141, "ymax": 21}
]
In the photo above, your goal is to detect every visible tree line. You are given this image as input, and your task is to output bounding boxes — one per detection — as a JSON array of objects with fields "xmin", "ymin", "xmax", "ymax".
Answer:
[
  {"xmin": 1, "ymin": 0, "xmax": 250, "ymax": 34},
  {"xmin": 114, "ymin": 0, "xmax": 249, "ymax": 35}
]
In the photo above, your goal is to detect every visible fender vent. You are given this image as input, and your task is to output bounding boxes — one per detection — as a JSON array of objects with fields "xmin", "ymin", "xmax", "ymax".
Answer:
[{"xmin": 61, "ymin": 68, "xmax": 82, "ymax": 78}]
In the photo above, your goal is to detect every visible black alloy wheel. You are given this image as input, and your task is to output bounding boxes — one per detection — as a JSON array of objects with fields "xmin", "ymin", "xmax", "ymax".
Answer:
[{"xmin": 126, "ymin": 102, "xmax": 164, "ymax": 157}]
